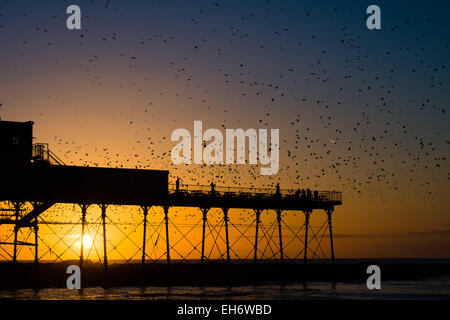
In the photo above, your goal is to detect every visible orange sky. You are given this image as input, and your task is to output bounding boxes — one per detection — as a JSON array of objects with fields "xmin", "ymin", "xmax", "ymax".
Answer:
[{"xmin": 0, "ymin": 1, "xmax": 449, "ymax": 260}]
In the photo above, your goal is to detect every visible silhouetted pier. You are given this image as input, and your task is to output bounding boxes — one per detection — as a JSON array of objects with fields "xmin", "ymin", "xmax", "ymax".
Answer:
[{"xmin": 0, "ymin": 120, "xmax": 342, "ymax": 269}]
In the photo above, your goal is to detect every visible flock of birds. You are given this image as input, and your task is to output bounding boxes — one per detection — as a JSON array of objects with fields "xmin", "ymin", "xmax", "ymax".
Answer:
[{"xmin": 0, "ymin": 1, "xmax": 448, "ymax": 256}]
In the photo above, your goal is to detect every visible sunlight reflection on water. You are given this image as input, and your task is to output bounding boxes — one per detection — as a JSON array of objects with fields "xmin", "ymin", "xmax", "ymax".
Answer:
[{"xmin": 1, "ymin": 276, "xmax": 449, "ymax": 300}]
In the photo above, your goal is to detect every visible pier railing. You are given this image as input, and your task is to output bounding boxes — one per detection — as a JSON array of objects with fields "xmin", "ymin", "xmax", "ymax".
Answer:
[{"xmin": 168, "ymin": 184, "xmax": 342, "ymax": 204}]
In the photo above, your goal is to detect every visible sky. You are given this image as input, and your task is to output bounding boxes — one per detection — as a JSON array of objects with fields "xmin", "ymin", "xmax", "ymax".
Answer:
[{"xmin": 0, "ymin": 0, "xmax": 449, "ymax": 260}]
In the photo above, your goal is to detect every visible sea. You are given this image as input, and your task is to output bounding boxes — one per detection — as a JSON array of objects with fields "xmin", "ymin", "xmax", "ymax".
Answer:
[
  {"xmin": 1, "ymin": 277, "xmax": 450, "ymax": 300},
  {"xmin": 1, "ymin": 259, "xmax": 449, "ymax": 300}
]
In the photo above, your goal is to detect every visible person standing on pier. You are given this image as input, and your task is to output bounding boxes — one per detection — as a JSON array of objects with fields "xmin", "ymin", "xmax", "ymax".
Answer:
[
  {"xmin": 210, "ymin": 181, "xmax": 216, "ymax": 195},
  {"xmin": 275, "ymin": 183, "xmax": 281, "ymax": 199}
]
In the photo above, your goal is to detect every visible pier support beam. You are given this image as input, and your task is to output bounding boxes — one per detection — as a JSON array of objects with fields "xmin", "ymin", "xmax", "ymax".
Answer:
[
  {"xmin": 12, "ymin": 202, "xmax": 22, "ymax": 263},
  {"xmin": 276, "ymin": 209, "xmax": 284, "ymax": 263},
  {"xmin": 253, "ymin": 209, "xmax": 262, "ymax": 263},
  {"xmin": 79, "ymin": 204, "xmax": 88, "ymax": 267},
  {"xmin": 303, "ymin": 210, "xmax": 312, "ymax": 264},
  {"xmin": 200, "ymin": 208, "xmax": 210, "ymax": 264},
  {"xmin": 31, "ymin": 202, "xmax": 39, "ymax": 264},
  {"xmin": 34, "ymin": 217, "xmax": 39, "ymax": 264},
  {"xmin": 141, "ymin": 206, "xmax": 150, "ymax": 265},
  {"xmin": 100, "ymin": 204, "xmax": 108, "ymax": 269},
  {"xmin": 222, "ymin": 208, "xmax": 230, "ymax": 263},
  {"xmin": 163, "ymin": 206, "xmax": 171, "ymax": 264},
  {"xmin": 325, "ymin": 208, "xmax": 335, "ymax": 264}
]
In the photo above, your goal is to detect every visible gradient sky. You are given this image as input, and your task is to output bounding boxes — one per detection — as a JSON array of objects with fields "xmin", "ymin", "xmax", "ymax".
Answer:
[{"xmin": 0, "ymin": 0, "xmax": 449, "ymax": 259}]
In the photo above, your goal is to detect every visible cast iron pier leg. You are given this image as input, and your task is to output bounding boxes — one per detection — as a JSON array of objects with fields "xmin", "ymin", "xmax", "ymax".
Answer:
[
  {"xmin": 141, "ymin": 206, "xmax": 150, "ymax": 265},
  {"xmin": 30, "ymin": 202, "xmax": 39, "ymax": 264},
  {"xmin": 12, "ymin": 202, "xmax": 22, "ymax": 263},
  {"xmin": 201, "ymin": 208, "xmax": 209, "ymax": 264},
  {"xmin": 303, "ymin": 210, "xmax": 311, "ymax": 264},
  {"xmin": 100, "ymin": 204, "xmax": 108, "ymax": 269},
  {"xmin": 34, "ymin": 217, "xmax": 39, "ymax": 264},
  {"xmin": 326, "ymin": 208, "xmax": 335, "ymax": 264},
  {"xmin": 223, "ymin": 208, "xmax": 230, "ymax": 263},
  {"xmin": 253, "ymin": 209, "xmax": 262, "ymax": 263},
  {"xmin": 164, "ymin": 206, "xmax": 171, "ymax": 264},
  {"xmin": 79, "ymin": 204, "xmax": 88, "ymax": 267},
  {"xmin": 276, "ymin": 209, "xmax": 284, "ymax": 263}
]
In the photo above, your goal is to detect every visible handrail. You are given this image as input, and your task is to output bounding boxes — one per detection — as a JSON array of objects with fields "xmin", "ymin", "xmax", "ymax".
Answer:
[
  {"xmin": 32, "ymin": 143, "xmax": 65, "ymax": 165},
  {"xmin": 169, "ymin": 183, "xmax": 342, "ymax": 203},
  {"xmin": 48, "ymin": 149, "xmax": 65, "ymax": 165}
]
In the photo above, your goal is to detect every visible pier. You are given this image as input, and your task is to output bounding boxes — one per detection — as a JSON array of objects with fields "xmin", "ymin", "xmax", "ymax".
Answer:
[{"xmin": 0, "ymin": 120, "xmax": 342, "ymax": 267}]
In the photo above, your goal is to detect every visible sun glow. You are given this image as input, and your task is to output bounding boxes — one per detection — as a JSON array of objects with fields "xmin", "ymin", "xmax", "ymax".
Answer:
[{"xmin": 82, "ymin": 234, "xmax": 93, "ymax": 249}]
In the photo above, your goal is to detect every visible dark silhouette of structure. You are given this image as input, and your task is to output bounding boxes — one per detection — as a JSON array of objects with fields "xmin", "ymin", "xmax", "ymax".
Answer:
[
  {"xmin": 0, "ymin": 120, "xmax": 33, "ymax": 167},
  {"xmin": 0, "ymin": 120, "xmax": 342, "ymax": 267}
]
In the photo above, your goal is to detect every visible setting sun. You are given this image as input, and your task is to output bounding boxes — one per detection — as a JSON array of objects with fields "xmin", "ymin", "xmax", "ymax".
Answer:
[{"xmin": 82, "ymin": 234, "xmax": 93, "ymax": 249}]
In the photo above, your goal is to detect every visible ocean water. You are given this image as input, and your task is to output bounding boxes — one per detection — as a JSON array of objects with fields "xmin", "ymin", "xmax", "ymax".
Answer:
[{"xmin": 1, "ymin": 276, "xmax": 450, "ymax": 300}]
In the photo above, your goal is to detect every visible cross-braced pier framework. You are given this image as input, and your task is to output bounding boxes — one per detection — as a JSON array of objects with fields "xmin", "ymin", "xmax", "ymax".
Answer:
[{"xmin": 0, "ymin": 185, "xmax": 342, "ymax": 266}]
